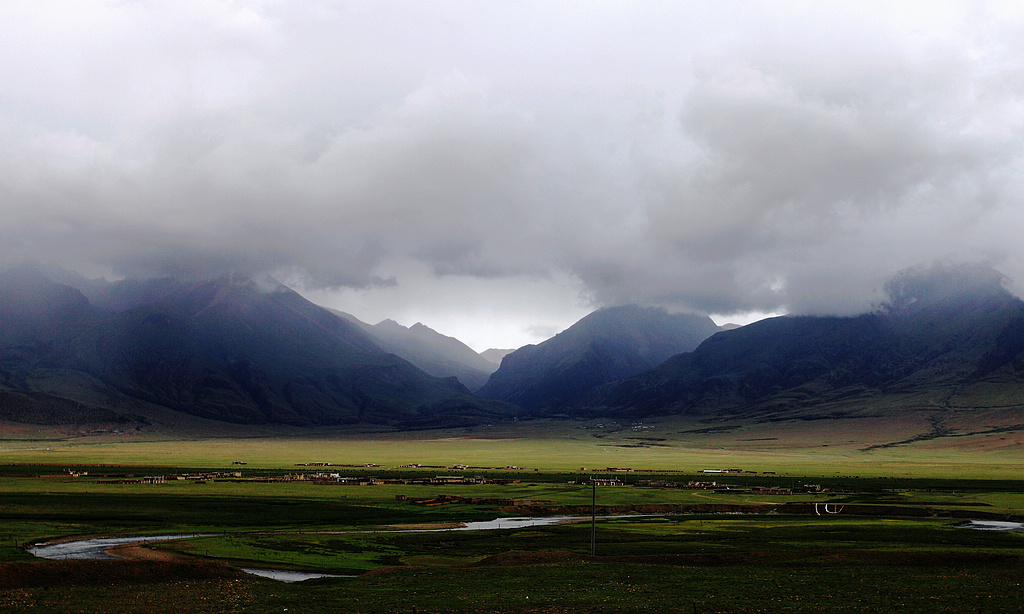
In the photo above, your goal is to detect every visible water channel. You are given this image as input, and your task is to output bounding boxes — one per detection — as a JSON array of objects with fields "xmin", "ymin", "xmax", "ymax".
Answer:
[
  {"xmin": 32, "ymin": 516, "xmax": 1018, "ymax": 582},
  {"xmin": 957, "ymin": 520, "xmax": 1024, "ymax": 532},
  {"xmin": 27, "ymin": 516, "xmax": 584, "ymax": 582}
]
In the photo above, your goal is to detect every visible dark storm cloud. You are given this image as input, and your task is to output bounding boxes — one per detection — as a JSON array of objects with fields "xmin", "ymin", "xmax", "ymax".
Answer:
[
  {"xmin": 569, "ymin": 16, "xmax": 1024, "ymax": 315},
  {"xmin": 2, "ymin": 2, "xmax": 1023, "ymax": 347}
]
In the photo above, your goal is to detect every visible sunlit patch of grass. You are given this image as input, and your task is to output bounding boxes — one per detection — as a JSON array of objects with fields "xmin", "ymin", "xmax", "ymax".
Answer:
[{"xmin": 2, "ymin": 416, "xmax": 1021, "ymax": 478}]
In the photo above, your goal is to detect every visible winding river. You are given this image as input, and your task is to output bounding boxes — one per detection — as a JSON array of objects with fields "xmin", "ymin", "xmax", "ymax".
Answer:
[
  {"xmin": 28, "ymin": 534, "xmax": 215, "ymax": 560},
  {"xmin": 34, "ymin": 516, "xmax": 1016, "ymax": 582},
  {"xmin": 27, "ymin": 516, "xmax": 585, "ymax": 582}
]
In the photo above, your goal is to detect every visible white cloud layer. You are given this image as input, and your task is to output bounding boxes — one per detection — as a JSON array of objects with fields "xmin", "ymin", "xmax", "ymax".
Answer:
[{"xmin": 2, "ymin": 1, "xmax": 1023, "ymax": 349}]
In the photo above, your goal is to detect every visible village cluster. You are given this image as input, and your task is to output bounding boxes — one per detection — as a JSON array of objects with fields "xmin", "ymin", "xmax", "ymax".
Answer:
[{"xmin": 57, "ymin": 464, "xmax": 826, "ymax": 496}]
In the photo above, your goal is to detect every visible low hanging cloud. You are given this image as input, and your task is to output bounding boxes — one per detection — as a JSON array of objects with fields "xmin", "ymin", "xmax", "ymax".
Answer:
[
  {"xmin": 604, "ymin": 42, "xmax": 1024, "ymax": 315},
  {"xmin": 2, "ymin": 2, "xmax": 1023, "ymax": 329}
]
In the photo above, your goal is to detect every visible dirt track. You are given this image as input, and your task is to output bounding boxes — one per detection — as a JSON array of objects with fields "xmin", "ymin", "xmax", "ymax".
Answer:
[{"xmin": 105, "ymin": 543, "xmax": 186, "ymax": 561}]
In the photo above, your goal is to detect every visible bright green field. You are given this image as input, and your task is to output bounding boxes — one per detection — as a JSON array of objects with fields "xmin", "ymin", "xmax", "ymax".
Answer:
[{"xmin": 1, "ymin": 419, "xmax": 1021, "ymax": 479}]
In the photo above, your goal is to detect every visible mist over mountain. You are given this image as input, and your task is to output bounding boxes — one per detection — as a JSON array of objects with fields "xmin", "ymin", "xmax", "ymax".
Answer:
[
  {"xmin": 480, "ymin": 348, "xmax": 515, "ymax": 367},
  {"xmin": 0, "ymin": 267, "xmax": 91, "ymax": 347},
  {"xmin": 5, "ymin": 4, "xmax": 1023, "ymax": 354},
  {"xmin": 2, "ymin": 263, "xmax": 1023, "ymax": 440},
  {"xmin": 478, "ymin": 305, "xmax": 720, "ymax": 411},
  {"xmin": 579, "ymin": 264, "xmax": 1024, "ymax": 427},
  {"xmin": 0, "ymin": 268, "xmax": 503, "ymax": 429},
  {"xmin": 3, "ymin": 2, "xmax": 1022, "ymax": 441},
  {"xmin": 331, "ymin": 312, "xmax": 497, "ymax": 391}
]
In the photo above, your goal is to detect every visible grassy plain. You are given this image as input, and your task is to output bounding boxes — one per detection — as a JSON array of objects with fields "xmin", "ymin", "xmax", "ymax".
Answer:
[
  {"xmin": 1, "ymin": 418, "xmax": 1022, "ymax": 612},
  {"xmin": 2, "ymin": 413, "xmax": 1021, "ymax": 478}
]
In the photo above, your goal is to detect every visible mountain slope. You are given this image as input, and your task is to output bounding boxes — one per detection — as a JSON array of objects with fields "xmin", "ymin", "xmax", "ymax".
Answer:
[
  {"xmin": 333, "ymin": 312, "xmax": 496, "ymax": 390},
  {"xmin": 0, "ymin": 271, "xmax": 497, "ymax": 428},
  {"xmin": 0, "ymin": 267, "xmax": 92, "ymax": 346},
  {"xmin": 584, "ymin": 264, "xmax": 1024, "ymax": 426},
  {"xmin": 478, "ymin": 305, "xmax": 720, "ymax": 411}
]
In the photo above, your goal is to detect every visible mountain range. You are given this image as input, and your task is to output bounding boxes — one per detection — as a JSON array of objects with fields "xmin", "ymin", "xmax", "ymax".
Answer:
[
  {"xmin": 332, "ymin": 312, "xmax": 497, "ymax": 391},
  {"xmin": 0, "ymin": 268, "xmax": 508, "ymax": 429},
  {"xmin": 575, "ymin": 264, "xmax": 1024, "ymax": 436},
  {"xmin": 1, "ymin": 263, "xmax": 1023, "ymax": 440}
]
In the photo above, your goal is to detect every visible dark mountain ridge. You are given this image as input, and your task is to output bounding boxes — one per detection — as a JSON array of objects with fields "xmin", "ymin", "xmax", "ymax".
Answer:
[
  {"xmin": 0, "ymin": 269, "xmax": 502, "ymax": 428},
  {"xmin": 479, "ymin": 305, "xmax": 721, "ymax": 410},
  {"xmin": 3, "ymin": 263, "xmax": 1022, "ymax": 439},
  {"xmin": 580, "ymin": 264, "xmax": 1024, "ymax": 423}
]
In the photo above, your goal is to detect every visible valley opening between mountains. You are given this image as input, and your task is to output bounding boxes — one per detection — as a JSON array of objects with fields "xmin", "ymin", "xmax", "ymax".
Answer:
[{"xmin": 0, "ymin": 262, "xmax": 1022, "ymax": 613}]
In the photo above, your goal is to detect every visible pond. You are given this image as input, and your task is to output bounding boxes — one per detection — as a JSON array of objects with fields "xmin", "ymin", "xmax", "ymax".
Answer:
[{"xmin": 239, "ymin": 568, "xmax": 354, "ymax": 582}]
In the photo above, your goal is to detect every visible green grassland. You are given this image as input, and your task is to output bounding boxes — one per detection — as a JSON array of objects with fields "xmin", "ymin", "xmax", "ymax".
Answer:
[
  {"xmin": 1, "ymin": 412, "xmax": 1021, "ymax": 478},
  {"xmin": 1, "ymin": 420, "xmax": 1022, "ymax": 612},
  {"xmin": 149, "ymin": 515, "xmax": 1024, "ymax": 575}
]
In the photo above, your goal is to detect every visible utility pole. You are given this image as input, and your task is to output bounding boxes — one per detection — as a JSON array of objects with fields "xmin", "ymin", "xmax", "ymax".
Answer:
[{"xmin": 591, "ymin": 477, "xmax": 596, "ymax": 556}]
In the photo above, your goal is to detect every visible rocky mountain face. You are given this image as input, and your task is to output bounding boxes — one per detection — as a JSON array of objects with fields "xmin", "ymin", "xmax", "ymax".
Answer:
[
  {"xmin": 580, "ymin": 264, "xmax": 1024, "ymax": 423},
  {"xmin": 0, "ymin": 269, "xmax": 501, "ymax": 428},
  {"xmin": 478, "ymin": 305, "xmax": 721, "ymax": 411}
]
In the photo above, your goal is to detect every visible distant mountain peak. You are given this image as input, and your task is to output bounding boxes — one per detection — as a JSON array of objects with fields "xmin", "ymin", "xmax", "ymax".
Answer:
[
  {"xmin": 357, "ymin": 316, "xmax": 497, "ymax": 388},
  {"xmin": 478, "ymin": 304, "xmax": 720, "ymax": 410},
  {"xmin": 481, "ymin": 348, "xmax": 515, "ymax": 366},
  {"xmin": 250, "ymin": 274, "xmax": 290, "ymax": 294},
  {"xmin": 374, "ymin": 319, "xmax": 406, "ymax": 332},
  {"xmin": 883, "ymin": 263, "xmax": 1010, "ymax": 314}
]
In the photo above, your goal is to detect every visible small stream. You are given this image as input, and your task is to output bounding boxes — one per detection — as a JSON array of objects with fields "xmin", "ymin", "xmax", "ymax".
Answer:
[
  {"xmin": 958, "ymin": 520, "xmax": 1024, "ymax": 532},
  {"xmin": 27, "ymin": 534, "xmax": 215, "ymax": 560},
  {"xmin": 400, "ymin": 516, "xmax": 581, "ymax": 532}
]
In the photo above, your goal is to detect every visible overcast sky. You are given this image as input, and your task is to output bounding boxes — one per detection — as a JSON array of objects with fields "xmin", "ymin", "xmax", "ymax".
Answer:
[{"xmin": 2, "ymin": 2, "xmax": 1023, "ymax": 351}]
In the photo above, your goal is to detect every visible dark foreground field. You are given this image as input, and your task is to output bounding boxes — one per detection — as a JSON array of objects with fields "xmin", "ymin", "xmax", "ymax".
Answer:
[
  {"xmin": 1, "ymin": 550, "xmax": 1022, "ymax": 613},
  {"xmin": 0, "ymin": 462, "xmax": 1022, "ymax": 613}
]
